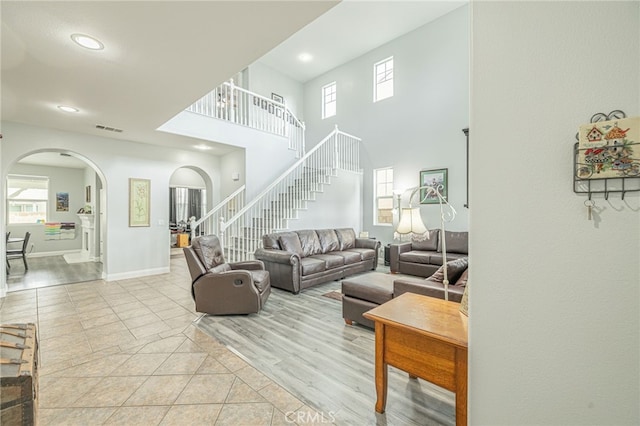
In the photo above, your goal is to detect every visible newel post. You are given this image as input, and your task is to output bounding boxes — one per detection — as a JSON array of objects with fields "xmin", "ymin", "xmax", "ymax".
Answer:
[{"xmin": 229, "ymin": 79, "xmax": 236, "ymax": 123}]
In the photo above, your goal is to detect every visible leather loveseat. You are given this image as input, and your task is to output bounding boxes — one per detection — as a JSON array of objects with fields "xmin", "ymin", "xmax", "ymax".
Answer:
[
  {"xmin": 254, "ymin": 228, "xmax": 381, "ymax": 294},
  {"xmin": 390, "ymin": 230, "xmax": 468, "ymax": 278}
]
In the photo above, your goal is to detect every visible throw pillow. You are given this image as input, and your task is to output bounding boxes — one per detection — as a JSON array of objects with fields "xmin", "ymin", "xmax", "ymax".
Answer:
[
  {"xmin": 428, "ymin": 257, "xmax": 468, "ymax": 284},
  {"xmin": 278, "ymin": 233, "xmax": 304, "ymax": 257},
  {"xmin": 335, "ymin": 228, "xmax": 356, "ymax": 251},
  {"xmin": 454, "ymin": 268, "xmax": 469, "ymax": 287}
]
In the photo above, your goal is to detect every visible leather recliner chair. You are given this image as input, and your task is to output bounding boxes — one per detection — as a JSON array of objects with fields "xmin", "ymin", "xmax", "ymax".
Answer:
[{"xmin": 183, "ymin": 235, "xmax": 271, "ymax": 315}]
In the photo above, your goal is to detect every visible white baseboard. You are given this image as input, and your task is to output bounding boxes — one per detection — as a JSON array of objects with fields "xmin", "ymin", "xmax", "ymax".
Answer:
[
  {"xmin": 106, "ymin": 267, "xmax": 170, "ymax": 282},
  {"xmin": 28, "ymin": 249, "xmax": 81, "ymax": 258}
]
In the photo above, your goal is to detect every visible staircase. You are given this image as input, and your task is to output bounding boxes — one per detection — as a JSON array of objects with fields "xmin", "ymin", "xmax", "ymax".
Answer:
[{"xmin": 200, "ymin": 126, "xmax": 361, "ymax": 263}]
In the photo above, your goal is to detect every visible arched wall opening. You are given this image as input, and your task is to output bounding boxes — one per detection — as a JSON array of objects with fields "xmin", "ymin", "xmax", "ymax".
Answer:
[{"xmin": 2, "ymin": 149, "xmax": 107, "ymax": 293}]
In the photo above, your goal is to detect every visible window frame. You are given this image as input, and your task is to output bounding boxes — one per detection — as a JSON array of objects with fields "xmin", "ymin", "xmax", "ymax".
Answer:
[
  {"xmin": 373, "ymin": 56, "xmax": 394, "ymax": 102},
  {"xmin": 321, "ymin": 81, "xmax": 337, "ymax": 119},
  {"xmin": 6, "ymin": 174, "xmax": 50, "ymax": 225},
  {"xmin": 373, "ymin": 167, "xmax": 394, "ymax": 227}
]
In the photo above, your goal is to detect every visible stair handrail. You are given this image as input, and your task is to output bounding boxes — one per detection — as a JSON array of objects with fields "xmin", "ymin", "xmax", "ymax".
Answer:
[
  {"xmin": 190, "ymin": 185, "xmax": 245, "ymax": 239},
  {"xmin": 221, "ymin": 126, "xmax": 360, "ymax": 230}
]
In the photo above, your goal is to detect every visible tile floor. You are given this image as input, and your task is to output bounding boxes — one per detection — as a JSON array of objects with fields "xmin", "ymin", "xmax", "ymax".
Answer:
[{"xmin": 1, "ymin": 254, "xmax": 323, "ymax": 425}]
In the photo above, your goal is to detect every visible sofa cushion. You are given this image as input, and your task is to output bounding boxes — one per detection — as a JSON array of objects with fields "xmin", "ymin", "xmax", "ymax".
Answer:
[
  {"xmin": 300, "ymin": 257, "xmax": 326, "ymax": 276},
  {"xmin": 439, "ymin": 231, "xmax": 468, "ymax": 254},
  {"xmin": 297, "ymin": 230, "xmax": 322, "ymax": 257},
  {"xmin": 346, "ymin": 248, "xmax": 375, "ymax": 261},
  {"xmin": 192, "ymin": 235, "xmax": 225, "ymax": 269},
  {"xmin": 249, "ymin": 270, "xmax": 270, "ymax": 292},
  {"xmin": 335, "ymin": 228, "xmax": 356, "ymax": 251},
  {"xmin": 316, "ymin": 229, "xmax": 340, "ymax": 253},
  {"xmin": 399, "ymin": 250, "xmax": 435, "ymax": 264},
  {"xmin": 210, "ymin": 263, "xmax": 231, "ymax": 273},
  {"xmin": 428, "ymin": 257, "xmax": 468, "ymax": 284},
  {"xmin": 310, "ymin": 254, "xmax": 344, "ymax": 269},
  {"xmin": 332, "ymin": 250, "xmax": 362, "ymax": 265},
  {"xmin": 278, "ymin": 233, "xmax": 304, "ymax": 257},
  {"xmin": 411, "ymin": 229, "xmax": 439, "ymax": 251}
]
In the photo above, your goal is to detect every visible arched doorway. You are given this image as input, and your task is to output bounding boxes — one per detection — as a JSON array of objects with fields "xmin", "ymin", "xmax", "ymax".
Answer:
[
  {"xmin": 4, "ymin": 150, "xmax": 107, "ymax": 292},
  {"xmin": 168, "ymin": 166, "xmax": 213, "ymax": 249}
]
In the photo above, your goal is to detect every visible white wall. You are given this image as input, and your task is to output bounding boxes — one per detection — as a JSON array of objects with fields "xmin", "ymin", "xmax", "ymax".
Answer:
[
  {"xmin": 303, "ymin": 5, "xmax": 469, "ymax": 245},
  {"xmin": 169, "ymin": 167, "xmax": 206, "ymax": 188},
  {"xmin": 286, "ymin": 170, "xmax": 363, "ymax": 232},
  {"xmin": 159, "ymin": 111, "xmax": 298, "ymax": 199},
  {"xmin": 248, "ymin": 62, "xmax": 305, "ymax": 119},
  {"xmin": 1, "ymin": 121, "xmax": 222, "ymax": 285},
  {"xmin": 7, "ymin": 163, "xmax": 84, "ymax": 254},
  {"xmin": 220, "ymin": 150, "xmax": 246, "ymax": 197},
  {"xmin": 470, "ymin": 2, "xmax": 639, "ymax": 424}
]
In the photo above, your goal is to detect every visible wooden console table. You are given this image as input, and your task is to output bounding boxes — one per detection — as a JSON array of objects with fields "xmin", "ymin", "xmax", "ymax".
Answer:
[{"xmin": 363, "ymin": 292, "xmax": 468, "ymax": 425}]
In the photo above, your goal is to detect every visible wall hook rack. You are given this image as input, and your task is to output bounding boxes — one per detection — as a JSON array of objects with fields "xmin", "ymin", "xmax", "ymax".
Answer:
[{"xmin": 573, "ymin": 110, "xmax": 640, "ymax": 200}]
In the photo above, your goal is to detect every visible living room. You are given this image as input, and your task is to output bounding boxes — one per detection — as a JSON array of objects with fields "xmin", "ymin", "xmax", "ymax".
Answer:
[{"xmin": 1, "ymin": 1, "xmax": 638, "ymax": 425}]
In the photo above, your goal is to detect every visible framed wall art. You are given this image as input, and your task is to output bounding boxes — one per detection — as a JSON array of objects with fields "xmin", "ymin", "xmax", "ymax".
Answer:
[
  {"xmin": 419, "ymin": 168, "xmax": 448, "ymax": 204},
  {"xmin": 129, "ymin": 178, "xmax": 150, "ymax": 227},
  {"xmin": 56, "ymin": 192, "xmax": 69, "ymax": 211}
]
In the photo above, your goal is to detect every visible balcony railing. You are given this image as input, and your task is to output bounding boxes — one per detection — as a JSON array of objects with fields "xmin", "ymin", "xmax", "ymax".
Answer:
[{"xmin": 186, "ymin": 79, "xmax": 306, "ymax": 157}]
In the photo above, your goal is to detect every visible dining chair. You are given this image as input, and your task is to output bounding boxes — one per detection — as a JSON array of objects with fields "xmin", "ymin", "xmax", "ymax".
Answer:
[{"xmin": 7, "ymin": 231, "xmax": 31, "ymax": 271}]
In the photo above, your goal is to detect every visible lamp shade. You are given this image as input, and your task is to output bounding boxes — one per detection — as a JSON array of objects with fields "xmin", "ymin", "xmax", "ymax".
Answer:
[{"xmin": 396, "ymin": 207, "xmax": 428, "ymax": 235}]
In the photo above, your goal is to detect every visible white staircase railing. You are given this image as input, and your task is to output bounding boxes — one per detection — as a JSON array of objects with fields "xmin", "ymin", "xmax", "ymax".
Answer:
[
  {"xmin": 190, "ymin": 185, "xmax": 245, "ymax": 239},
  {"xmin": 186, "ymin": 79, "xmax": 306, "ymax": 157},
  {"xmin": 219, "ymin": 126, "xmax": 361, "ymax": 263}
]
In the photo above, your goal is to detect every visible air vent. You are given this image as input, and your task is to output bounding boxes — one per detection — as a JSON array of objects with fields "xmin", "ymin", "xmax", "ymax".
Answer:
[{"xmin": 95, "ymin": 124, "xmax": 123, "ymax": 133}]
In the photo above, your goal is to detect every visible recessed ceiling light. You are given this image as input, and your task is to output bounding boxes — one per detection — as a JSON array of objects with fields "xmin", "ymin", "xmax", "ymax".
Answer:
[
  {"xmin": 298, "ymin": 52, "xmax": 313, "ymax": 63},
  {"xmin": 194, "ymin": 145, "xmax": 212, "ymax": 151},
  {"xmin": 58, "ymin": 105, "xmax": 79, "ymax": 113},
  {"xmin": 71, "ymin": 33, "xmax": 104, "ymax": 50}
]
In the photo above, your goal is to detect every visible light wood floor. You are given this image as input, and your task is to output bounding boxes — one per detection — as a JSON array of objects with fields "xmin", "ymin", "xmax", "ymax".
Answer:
[
  {"xmin": 196, "ymin": 273, "xmax": 455, "ymax": 426},
  {"xmin": 7, "ymin": 255, "xmax": 103, "ymax": 292}
]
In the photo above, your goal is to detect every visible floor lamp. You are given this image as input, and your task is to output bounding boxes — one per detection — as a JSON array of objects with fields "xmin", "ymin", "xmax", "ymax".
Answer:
[{"xmin": 395, "ymin": 184, "xmax": 457, "ymax": 300}]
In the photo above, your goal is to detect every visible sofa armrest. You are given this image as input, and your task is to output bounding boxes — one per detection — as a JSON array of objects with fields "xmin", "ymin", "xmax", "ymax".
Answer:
[
  {"xmin": 193, "ymin": 270, "xmax": 261, "ymax": 313},
  {"xmin": 230, "ymin": 260, "xmax": 265, "ymax": 271},
  {"xmin": 254, "ymin": 248, "xmax": 299, "ymax": 264},
  {"xmin": 389, "ymin": 242, "xmax": 412, "ymax": 273},
  {"xmin": 355, "ymin": 238, "xmax": 380, "ymax": 250},
  {"xmin": 254, "ymin": 248, "xmax": 302, "ymax": 293}
]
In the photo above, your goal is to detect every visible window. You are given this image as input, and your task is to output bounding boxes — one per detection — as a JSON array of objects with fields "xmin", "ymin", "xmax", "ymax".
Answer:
[
  {"xmin": 7, "ymin": 175, "xmax": 49, "ymax": 224},
  {"xmin": 374, "ymin": 168, "xmax": 394, "ymax": 226},
  {"xmin": 322, "ymin": 82, "xmax": 337, "ymax": 119},
  {"xmin": 374, "ymin": 56, "xmax": 394, "ymax": 102}
]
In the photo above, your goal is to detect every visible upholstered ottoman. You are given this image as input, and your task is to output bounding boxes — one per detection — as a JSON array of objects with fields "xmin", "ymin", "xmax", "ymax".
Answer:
[{"xmin": 342, "ymin": 272, "xmax": 396, "ymax": 328}]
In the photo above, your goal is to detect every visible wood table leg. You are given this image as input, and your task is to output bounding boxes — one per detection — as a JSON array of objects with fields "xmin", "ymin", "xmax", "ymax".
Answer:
[
  {"xmin": 374, "ymin": 323, "xmax": 387, "ymax": 413},
  {"xmin": 455, "ymin": 348, "xmax": 468, "ymax": 426}
]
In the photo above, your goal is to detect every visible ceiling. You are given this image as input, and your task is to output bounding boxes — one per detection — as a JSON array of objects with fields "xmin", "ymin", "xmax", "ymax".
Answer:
[
  {"xmin": 1, "ymin": 0, "xmax": 338, "ymax": 160},
  {"xmin": 3, "ymin": 1, "xmax": 466, "ymax": 169},
  {"xmin": 258, "ymin": 0, "xmax": 467, "ymax": 83}
]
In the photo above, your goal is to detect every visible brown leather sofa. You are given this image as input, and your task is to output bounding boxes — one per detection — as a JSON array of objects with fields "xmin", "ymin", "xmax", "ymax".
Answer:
[
  {"xmin": 254, "ymin": 228, "xmax": 381, "ymax": 294},
  {"xmin": 184, "ymin": 235, "xmax": 271, "ymax": 315},
  {"xmin": 390, "ymin": 230, "xmax": 468, "ymax": 278}
]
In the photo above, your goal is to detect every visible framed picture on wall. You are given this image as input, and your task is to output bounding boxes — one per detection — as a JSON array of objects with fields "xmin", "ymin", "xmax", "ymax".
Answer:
[
  {"xmin": 419, "ymin": 168, "xmax": 448, "ymax": 204},
  {"xmin": 271, "ymin": 93, "xmax": 284, "ymax": 104},
  {"xmin": 129, "ymin": 178, "xmax": 150, "ymax": 227},
  {"xmin": 56, "ymin": 192, "xmax": 69, "ymax": 211}
]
